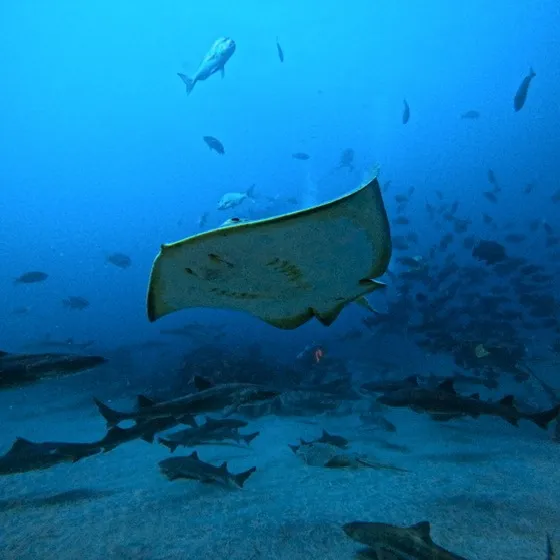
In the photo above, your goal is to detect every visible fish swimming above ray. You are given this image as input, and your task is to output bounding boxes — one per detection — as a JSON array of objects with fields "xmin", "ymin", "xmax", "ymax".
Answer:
[
  {"xmin": 0, "ymin": 350, "xmax": 108, "ymax": 390},
  {"xmin": 146, "ymin": 175, "xmax": 392, "ymax": 329}
]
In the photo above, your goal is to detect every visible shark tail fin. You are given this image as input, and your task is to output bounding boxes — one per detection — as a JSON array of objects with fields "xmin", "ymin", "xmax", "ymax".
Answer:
[
  {"xmin": 177, "ymin": 414, "xmax": 198, "ymax": 428},
  {"xmin": 288, "ymin": 443, "xmax": 300, "ymax": 454},
  {"xmin": 529, "ymin": 405, "xmax": 560, "ymax": 430},
  {"xmin": 504, "ymin": 416, "xmax": 519, "ymax": 427},
  {"xmin": 158, "ymin": 437, "xmax": 178, "ymax": 453},
  {"xmin": 93, "ymin": 398, "xmax": 123, "ymax": 428},
  {"xmin": 140, "ymin": 432, "xmax": 156, "ymax": 444},
  {"xmin": 243, "ymin": 431, "xmax": 260, "ymax": 446},
  {"xmin": 177, "ymin": 72, "xmax": 195, "ymax": 95},
  {"xmin": 234, "ymin": 466, "xmax": 256, "ymax": 488},
  {"xmin": 193, "ymin": 375, "xmax": 214, "ymax": 391}
]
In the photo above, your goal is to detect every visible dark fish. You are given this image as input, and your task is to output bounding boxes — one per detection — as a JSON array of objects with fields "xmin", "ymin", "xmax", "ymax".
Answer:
[
  {"xmin": 402, "ymin": 99, "xmax": 410, "ymax": 124},
  {"xmin": 202, "ymin": 136, "xmax": 225, "ymax": 154},
  {"xmin": 158, "ymin": 416, "xmax": 256, "ymax": 452},
  {"xmin": 378, "ymin": 379, "xmax": 560, "ymax": 429},
  {"xmin": 159, "ymin": 451, "xmax": 256, "ymax": 488},
  {"xmin": 514, "ymin": 67, "xmax": 536, "ymax": 112},
  {"xmin": 552, "ymin": 189, "xmax": 560, "ymax": 203},
  {"xmin": 292, "ymin": 152, "xmax": 310, "ymax": 160},
  {"xmin": 461, "ymin": 110, "xmax": 480, "ymax": 119},
  {"xmin": 62, "ymin": 296, "xmax": 90, "ymax": 310},
  {"xmin": 93, "ymin": 377, "xmax": 280, "ymax": 427},
  {"xmin": 483, "ymin": 191, "xmax": 498, "ymax": 203},
  {"xmin": 106, "ymin": 252, "xmax": 131, "ymax": 269},
  {"xmin": 487, "ymin": 169, "xmax": 500, "ymax": 191},
  {"xmin": 14, "ymin": 271, "xmax": 48, "ymax": 284},
  {"xmin": 0, "ymin": 350, "xmax": 108, "ymax": 390},
  {"xmin": 523, "ymin": 182, "xmax": 535, "ymax": 194},
  {"xmin": 547, "ymin": 533, "xmax": 555, "ymax": 560},
  {"xmin": 472, "ymin": 239, "xmax": 508, "ymax": 265},
  {"xmin": 99, "ymin": 416, "xmax": 180, "ymax": 452},
  {"xmin": 0, "ymin": 437, "xmax": 102, "ymax": 476},
  {"xmin": 392, "ymin": 216, "xmax": 410, "ymax": 225},
  {"xmin": 275, "ymin": 37, "xmax": 284, "ymax": 62},
  {"xmin": 343, "ymin": 520, "xmax": 469, "ymax": 560}
]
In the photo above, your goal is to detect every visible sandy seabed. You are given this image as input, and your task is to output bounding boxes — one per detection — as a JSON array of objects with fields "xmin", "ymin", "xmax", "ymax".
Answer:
[{"xmin": 0, "ymin": 396, "xmax": 558, "ymax": 560}]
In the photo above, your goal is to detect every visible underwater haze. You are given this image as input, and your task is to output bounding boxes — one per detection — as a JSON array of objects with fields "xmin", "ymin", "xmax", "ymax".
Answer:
[{"xmin": 1, "ymin": 1, "xmax": 560, "ymax": 559}]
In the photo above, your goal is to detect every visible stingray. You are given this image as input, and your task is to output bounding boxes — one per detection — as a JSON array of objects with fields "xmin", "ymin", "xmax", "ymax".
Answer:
[{"xmin": 147, "ymin": 176, "xmax": 391, "ymax": 329}]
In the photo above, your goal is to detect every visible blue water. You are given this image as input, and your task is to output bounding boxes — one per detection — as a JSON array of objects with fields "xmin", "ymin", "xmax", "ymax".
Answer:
[{"xmin": 1, "ymin": 2, "xmax": 559, "ymax": 559}]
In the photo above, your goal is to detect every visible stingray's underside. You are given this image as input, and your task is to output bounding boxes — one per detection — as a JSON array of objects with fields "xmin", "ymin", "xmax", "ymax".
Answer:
[{"xmin": 146, "ymin": 176, "xmax": 392, "ymax": 329}]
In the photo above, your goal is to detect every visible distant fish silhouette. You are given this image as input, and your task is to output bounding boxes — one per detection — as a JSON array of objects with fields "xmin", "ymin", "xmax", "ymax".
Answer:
[
  {"xmin": 203, "ymin": 136, "xmax": 225, "ymax": 155},
  {"xmin": 14, "ymin": 271, "xmax": 48, "ymax": 284},
  {"xmin": 461, "ymin": 110, "xmax": 480, "ymax": 119},
  {"xmin": 402, "ymin": 99, "xmax": 410, "ymax": 124},
  {"xmin": 513, "ymin": 67, "xmax": 536, "ymax": 112},
  {"xmin": 276, "ymin": 37, "xmax": 284, "ymax": 62},
  {"xmin": 106, "ymin": 252, "xmax": 131, "ymax": 269},
  {"xmin": 292, "ymin": 152, "xmax": 310, "ymax": 160}
]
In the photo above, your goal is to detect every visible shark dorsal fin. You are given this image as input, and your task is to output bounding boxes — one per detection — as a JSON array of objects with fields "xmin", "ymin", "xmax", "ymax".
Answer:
[
  {"xmin": 10, "ymin": 437, "xmax": 34, "ymax": 452},
  {"xmin": 194, "ymin": 375, "xmax": 214, "ymax": 391},
  {"xmin": 410, "ymin": 521, "xmax": 432, "ymax": 541},
  {"xmin": 219, "ymin": 461, "xmax": 228, "ymax": 472},
  {"xmin": 0, "ymin": 350, "xmax": 10, "ymax": 358},
  {"xmin": 136, "ymin": 395, "xmax": 156, "ymax": 408},
  {"xmin": 204, "ymin": 416, "xmax": 218, "ymax": 426},
  {"xmin": 438, "ymin": 379, "xmax": 456, "ymax": 394},
  {"xmin": 322, "ymin": 429, "xmax": 330, "ymax": 438},
  {"xmin": 190, "ymin": 450, "xmax": 200, "ymax": 460},
  {"xmin": 499, "ymin": 395, "xmax": 515, "ymax": 408}
]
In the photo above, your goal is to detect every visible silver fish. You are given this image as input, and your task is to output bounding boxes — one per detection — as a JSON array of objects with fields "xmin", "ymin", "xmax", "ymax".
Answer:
[{"xmin": 178, "ymin": 37, "xmax": 236, "ymax": 95}]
